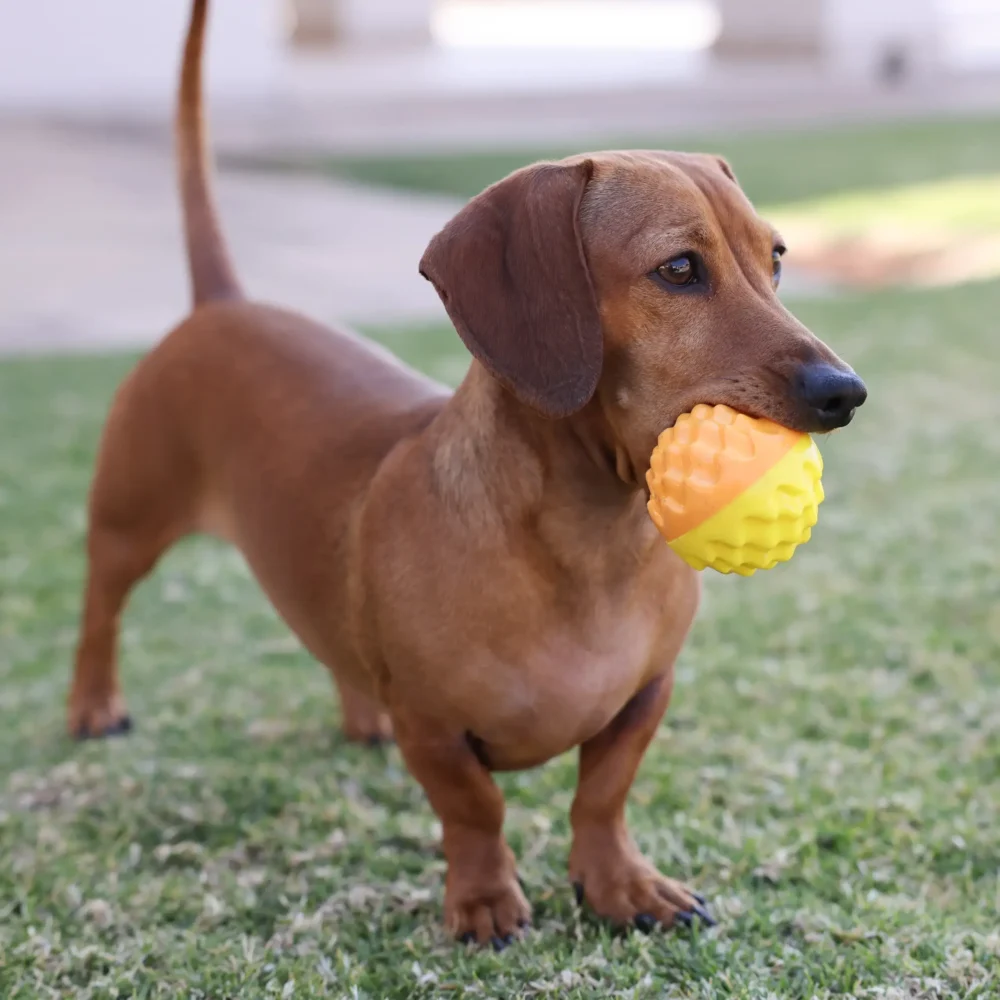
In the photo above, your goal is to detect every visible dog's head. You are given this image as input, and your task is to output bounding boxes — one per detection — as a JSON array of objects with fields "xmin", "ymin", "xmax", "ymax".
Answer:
[{"xmin": 420, "ymin": 151, "xmax": 866, "ymax": 483}]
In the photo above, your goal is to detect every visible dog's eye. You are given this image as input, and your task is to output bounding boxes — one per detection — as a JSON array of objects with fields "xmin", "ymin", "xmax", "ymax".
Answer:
[
  {"xmin": 772, "ymin": 246, "xmax": 786, "ymax": 287},
  {"xmin": 655, "ymin": 256, "xmax": 699, "ymax": 287}
]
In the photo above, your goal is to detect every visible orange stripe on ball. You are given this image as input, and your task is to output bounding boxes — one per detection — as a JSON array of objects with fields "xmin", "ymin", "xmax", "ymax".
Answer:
[{"xmin": 646, "ymin": 404, "xmax": 804, "ymax": 541}]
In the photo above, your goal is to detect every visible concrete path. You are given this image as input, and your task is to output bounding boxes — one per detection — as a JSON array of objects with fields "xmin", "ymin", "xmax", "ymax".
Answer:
[
  {"xmin": 37, "ymin": 39, "xmax": 1000, "ymax": 156},
  {"xmin": 0, "ymin": 121, "xmax": 457, "ymax": 355},
  {"xmin": 210, "ymin": 57, "xmax": 1000, "ymax": 157}
]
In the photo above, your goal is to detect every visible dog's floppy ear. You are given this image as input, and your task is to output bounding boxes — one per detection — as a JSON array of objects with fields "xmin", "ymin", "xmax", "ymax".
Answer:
[{"xmin": 419, "ymin": 160, "xmax": 602, "ymax": 419}]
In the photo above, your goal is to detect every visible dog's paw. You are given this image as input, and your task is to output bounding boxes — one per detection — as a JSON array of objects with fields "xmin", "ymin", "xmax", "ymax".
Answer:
[
  {"xmin": 68, "ymin": 694, "xmax": 132, "ymax": 740},
  {"xmin": 446, "ymin": 872, "xmax": 532, "ymax": 947},
  {"xmin": 570, "ymin": 841, "xmax": 713, "ymax": 931}
]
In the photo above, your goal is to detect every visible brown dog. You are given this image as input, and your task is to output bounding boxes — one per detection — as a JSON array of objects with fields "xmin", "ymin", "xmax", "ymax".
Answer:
[{"xmin": 69, "ymin": 0, "xmax": 866, "ymax": 946}]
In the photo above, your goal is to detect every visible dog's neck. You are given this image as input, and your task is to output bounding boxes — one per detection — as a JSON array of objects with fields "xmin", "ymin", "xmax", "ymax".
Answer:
[{"xmin": 428, "ymin": 364, "xmax": 658, "ymax": 577}]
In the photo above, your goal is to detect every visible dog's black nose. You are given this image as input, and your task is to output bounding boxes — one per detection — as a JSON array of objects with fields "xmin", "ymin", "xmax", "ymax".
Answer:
[{"xmin": 795, "ymin": 363, "xmax": 867, "ymax": 429}]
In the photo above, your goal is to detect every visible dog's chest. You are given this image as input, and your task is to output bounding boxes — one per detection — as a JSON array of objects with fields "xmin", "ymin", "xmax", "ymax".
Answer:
[{"xmin": 456, "ymin": 601, "xmax": 674, "ymax": 770}]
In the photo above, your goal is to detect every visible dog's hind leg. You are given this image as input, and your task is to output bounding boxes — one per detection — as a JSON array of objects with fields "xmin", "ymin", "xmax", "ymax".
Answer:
[
  {"xmin": 68, "ymin": 378, "xmax": 195, "ymax": 739},
  {"xmin": 331, "ymin": 670, "xmax": 393, "ymax": 745},
  {"xmin": 69, "ymin": 525, "xmax": 166, "ymax": 738}
]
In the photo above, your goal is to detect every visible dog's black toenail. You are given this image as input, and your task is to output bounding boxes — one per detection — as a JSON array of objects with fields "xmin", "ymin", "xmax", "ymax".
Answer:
[
  {"xmin": 676, "ymin": 911, "xmax": 693, "ymax": 927},
  {"xmin": 692, "ymin": 891, "xmax": 707, "ymax": 905},
  {"xmin": 491, "ymin": 935, "xmax": 509, "ymax": 952},
  {"xmin": 75, "ymin": 715, "xmax": 133, "ymax": 741},
  {"xmin": 693, "ymin": 904, "xmax": 717, "ymax": 927},
  {"xmin": 634, "ymin": 913, "xmax": 657, "ymax": 934},
  {"xmin": 459, "ymin": 931, "xmax": 475, "ymax": 945},
  {"xmin": 108, "ymin": 715, "xmax": 133, "ymax": 736},
  {"xmin": 573, "ymin": 881, "xmax": 584, "ymax": 906},
  {"xmin": 517, "ymin": 918, "xmax": 530, "ymax": 929}
]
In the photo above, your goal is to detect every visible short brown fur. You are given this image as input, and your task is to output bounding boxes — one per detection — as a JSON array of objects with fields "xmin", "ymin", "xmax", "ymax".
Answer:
[{"xmin": 69, "ymin": 1, "xmax": 864, "ymax": 944}]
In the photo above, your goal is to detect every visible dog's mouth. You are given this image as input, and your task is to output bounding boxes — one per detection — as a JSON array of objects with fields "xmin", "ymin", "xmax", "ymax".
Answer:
[
  {"xmin": 664, "ymin": 366, "xmax": 866, "ymax": 438},
  {"xmin": 619, "ymin": 368, "xmax": 866, "ymax": 494},
  {"xmin": 809, "ymin": 405, "xmax": 858, "ymax": 434},
  {"xmin": 678, "ymin": 400, "xmax": 859, "ymax": 437}
]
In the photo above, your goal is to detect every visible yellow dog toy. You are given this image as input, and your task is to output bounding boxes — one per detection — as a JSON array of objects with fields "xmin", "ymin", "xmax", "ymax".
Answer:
[{"xmin": 646, "ymin": 404, "xmax": 824, "ymax": 576}]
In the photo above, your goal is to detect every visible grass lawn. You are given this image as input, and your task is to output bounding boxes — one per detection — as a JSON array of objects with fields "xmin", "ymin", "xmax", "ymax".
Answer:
[
  {"xmin": 320, "ymin": 115, "xmax": 1000, "ymax": 207},
  {"xmin": 1, "ymin": 275, "xmax": 999, "ymax": 998}
]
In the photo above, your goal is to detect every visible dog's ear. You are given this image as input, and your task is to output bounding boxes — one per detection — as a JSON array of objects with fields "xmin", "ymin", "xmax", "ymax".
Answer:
[
  {"xmin": 419, "ymin": 160, "xmax": 602, "ymax": 419},
  {"xmin": 714, "ymin": 156, "xmax": 737, "ymax": 183}
]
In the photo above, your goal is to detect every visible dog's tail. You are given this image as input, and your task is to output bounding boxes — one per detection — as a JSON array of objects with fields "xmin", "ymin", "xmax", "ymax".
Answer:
[{"xmin": 176, "ymin": 0, "xmax": 242, "ymax": 306}]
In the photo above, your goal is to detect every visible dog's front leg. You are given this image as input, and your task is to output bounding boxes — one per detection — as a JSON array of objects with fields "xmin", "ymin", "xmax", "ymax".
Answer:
[
  {"xmin": 568, "ymin": 674, "xmax": 715, "ymax": 932},
  {"xmin": 392, "ymin": 708, "xmax": 531, "ymax": 947}
]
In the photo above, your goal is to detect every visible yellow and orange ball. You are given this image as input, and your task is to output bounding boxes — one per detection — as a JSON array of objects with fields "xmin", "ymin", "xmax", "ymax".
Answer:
[{"xmin": 646, "ymin": 404, "xmax": 824, "ymax": 576}]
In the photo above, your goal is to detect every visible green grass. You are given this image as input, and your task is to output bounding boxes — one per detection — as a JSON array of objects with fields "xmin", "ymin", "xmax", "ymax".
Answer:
[
  {"xmin": 321, "ymin": 115, "xmax": 1000, "ymax": 207},
  {"xmin": 2, "ymin": 279, "xmax": 1000, "ymax": 998},
  {"xmin": 769, "ymin": 174, "xmax": 1000, "ymax": 239}
]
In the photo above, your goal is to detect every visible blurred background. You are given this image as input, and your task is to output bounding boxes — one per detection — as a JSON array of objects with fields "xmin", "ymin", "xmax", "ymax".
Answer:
[
  {"xmin": 1, "ymin": 0, "xmax": 999, "ymax": 351},
  {"xmin": 2, "ymin": 2, "xmax": 1000, "ymax": 996}
]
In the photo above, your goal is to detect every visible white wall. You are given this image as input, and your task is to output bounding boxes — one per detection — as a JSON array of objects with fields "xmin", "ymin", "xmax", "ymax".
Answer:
[
  {"xmin": 824, "ymin": 0, "xmax": 943, "ymax": 79},
  {"xmin": 0, "ymin": 0, "xmax": 283, "ymax": 114},
  {"xmin": 714, "ymin": 0, "xmax": 945, "ymax": 79}
]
